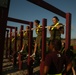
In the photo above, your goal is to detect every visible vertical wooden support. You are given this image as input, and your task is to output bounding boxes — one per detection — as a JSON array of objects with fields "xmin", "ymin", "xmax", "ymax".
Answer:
[
  {"xmin": 27, "ymin": 22, "xmax": 33, "ymax": 75},
  {"xmin": 6, "ymin": 30, "xmax": 9, "ymax": 58},
  {"xmin": 9, "ymin": 28, "xmax": 12, "ymax": 57},
  {"xmin": 14, "ymin": 27, "xmax": 17, "ymax": 53},
  {"xmin": 20, "ymin": 25, "xmax": 23, "ymax": 50},
  {"xmin": 13, "ymin": 27, "xmax": 17, "ymax": 66},
  {"xmin": 0, "ymin": 0, "xmax": 10, "ymax": 74},
  {"xmin": 65, "ymin": 13, "xmax": 71, "ymax": 50},
  {"xmin": 40, "ymin": 19, "xmax": 47, "ymax": 75}
]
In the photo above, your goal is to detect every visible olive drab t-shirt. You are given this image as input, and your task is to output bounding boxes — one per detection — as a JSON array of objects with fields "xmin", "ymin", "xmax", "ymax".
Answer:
[
  {"xmin": 35, "ymin": 25, "xmax": 42, "ymax": 36},
  {"xmin": 23, "ymin": 31, "xmax": 29, "ymax": 40},
  {"xmin": 17, "ymin": 33, "xmax": 21, "ymax": 51},
  {"xmin": 49, "ymin": 23, "xmax": 64, "ymax": 40},
  {"xmin": 23, "ymin": 31, "xmax": 29, "ymax": 45}
]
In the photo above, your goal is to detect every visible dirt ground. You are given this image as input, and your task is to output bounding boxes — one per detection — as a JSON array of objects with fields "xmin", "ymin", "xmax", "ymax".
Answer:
[{"xmin": 2, "ymin": 58, "xmax": 40, "ymax": 75}]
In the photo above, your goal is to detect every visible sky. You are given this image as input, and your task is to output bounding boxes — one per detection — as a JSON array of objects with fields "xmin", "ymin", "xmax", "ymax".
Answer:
[{"xmin": 7, "ymin": 0, "xmax": 76, "ymax": 38}]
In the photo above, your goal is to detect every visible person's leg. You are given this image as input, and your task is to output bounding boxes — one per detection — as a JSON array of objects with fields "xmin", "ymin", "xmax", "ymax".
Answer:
[
  {"xmin": 30, "ymin": 43, "xmax": 37, "ymax": 57},
  {"xmin": 19, "ymin": 44, "xmax": 24, "ymax": 53},
  {"xmin": 72, "ymin": 67, "xmax": 75, "ymax": 75},
  {"xmin": 34, "ymin": 43, "xmax": 37, "ymax": 54}
]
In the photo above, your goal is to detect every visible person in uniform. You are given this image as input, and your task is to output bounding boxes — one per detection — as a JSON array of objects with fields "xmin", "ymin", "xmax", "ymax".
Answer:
[
  {"xmin": 19, "ymin": 26, "xmax": 29, "ymax": 55},
  {"xmin": 16, "ymin": 32, "xmax": 21, "ymax": 52},
  {"xmin": 48, "ymin": 16, "xmax": 64, "ymax": 41},
  {"xmin": 30, "ymin": 20, "xmax": 42, "ymax": 57},
  {"xmin": 43, "ymin": 40, "xmax": 72, "ymax": 75}
]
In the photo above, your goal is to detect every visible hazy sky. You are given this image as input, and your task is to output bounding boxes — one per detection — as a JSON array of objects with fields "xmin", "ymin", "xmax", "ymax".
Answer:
[{"xmin": 8, "ymin": 0, "xmax": 76, "ymax": 38}]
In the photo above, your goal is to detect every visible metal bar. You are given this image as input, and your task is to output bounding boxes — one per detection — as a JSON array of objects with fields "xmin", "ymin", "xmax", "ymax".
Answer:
[
  {"xmin": 40, "ymin": 19, "xmax": 47, "ymax": 75},
  {"xmin": 27, "ymin": 0, "xmax": 66, "ymax": 18},
  {"xmin": 8, "ymin": 17, "xmax": 30, "ymax": 25},
  {"xmin": 65, "ymin": 13, "xmax": 71, "ymax": 50}
]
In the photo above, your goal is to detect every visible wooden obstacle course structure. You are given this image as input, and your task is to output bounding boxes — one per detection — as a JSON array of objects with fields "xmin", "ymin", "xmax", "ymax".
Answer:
[
  {"xmin": 7, "ymin": 17, "xmax": 33, "ymax": 74},
  {"xmin": 6, "ymin": 26, "xmax": 17, "ymax": 58},
  {"xmin": 6, "ymin": 26, "xmax": 18, "ymax": 67},
  {"xmin": 5, "ymin": 30, "xmax": 9, "ymax": 58},
  {"xmin": 0, "ymin": 0, "xmax": 10, "ymax": 74},
  {"xmin": 27, "ymin": 0, "xmax": 72, "ymax": 75},
  {"xmin": 0, "ymin": 0, "xmax": 72, "ymax": 74},
  {"xmin": 0, "ymin": 2, "xmax": 33, "ymax": 73}
]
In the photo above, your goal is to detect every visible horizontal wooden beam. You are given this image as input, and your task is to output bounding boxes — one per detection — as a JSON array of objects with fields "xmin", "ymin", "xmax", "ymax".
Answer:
[
  {"xmin": 6, "ymin": 30, "xmax": 9, "ymax": 32},
  {"xmin": 7, "ymin": 25, "xmax": 16, "ymax": 29},
  {"xmin": 27, "ymin": 0, "xmax": 66, "ymax": 18},
  {"xmin": 8, "ymin": 17, "xmax": 30, "ymax": 25}
]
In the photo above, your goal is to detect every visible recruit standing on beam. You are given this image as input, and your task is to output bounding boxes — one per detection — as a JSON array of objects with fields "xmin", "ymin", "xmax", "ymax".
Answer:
[
  {"xmin": 19, "ymin": 26, "xmax": 29, "ymax": 54},
  {"xmin": 48, "ymin": 16, "xmax": 64, "ymax": 41},
  {"xmin": 30, "ymin": 20, "xmax": 42, "ymax": 58}
]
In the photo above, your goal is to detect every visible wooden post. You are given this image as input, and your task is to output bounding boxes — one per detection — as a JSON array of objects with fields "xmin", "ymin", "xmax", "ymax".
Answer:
[
  {"xmin": 14, "ymin": 27, "xmax": 17, "ymax": 53},
  {"xmin": 65, "ymin": 13, "xmax": 71, "ymax": 50},
  {"xmin": 40, "ymin": 19, "xmax": 47, "ymax": 75},
  {"xmin": 13, "ymin": 27, "xmax": 17, "ymax": 66},
  {"xmin": 20, "ymin": 25, "xmax": 23, "ymax": 50},
  {"xmin": 27, "ymin": 22, "xmax": 33, "ymax": 75},
  {"xmin": 6, "ymin": 30, "xmax": 9, "ymax": 58},
  {"xmin": 9, "ymin": 28, "xmax": 12, "ymax": 57},
  {"xmin": 0, "ymin": 0, "xmax": 10, "ymax": 74}
]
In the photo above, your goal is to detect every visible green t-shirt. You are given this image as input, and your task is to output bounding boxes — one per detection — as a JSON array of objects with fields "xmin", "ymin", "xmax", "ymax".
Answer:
[
  {"xmin": 49, "ymin": 23, "xmax": 64, "ymax": 40},
  {"xmin": 23, "ymin": 31, "xmax": 29, "ymax": 40},
  {"xmin": 35, "ymin": 25, "xmax": 42, "ymax": 36}
]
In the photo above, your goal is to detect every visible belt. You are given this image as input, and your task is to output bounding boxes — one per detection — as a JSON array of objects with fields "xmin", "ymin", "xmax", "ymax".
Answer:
[{"xmin": 47, "ymin": 73, "xmax": 62, "ymax": 75}]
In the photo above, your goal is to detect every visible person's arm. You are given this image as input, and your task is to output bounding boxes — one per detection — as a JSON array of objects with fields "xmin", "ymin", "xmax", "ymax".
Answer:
[
  {"xmin": 43, "ymin": 54, "xmax": 51, "ymax": 75},
  {"xmin": 60, "ymin": 26, "xmax": 64, "ymax": 34},
  {"xmin": 46, "ymin": 26, "xmax": 52, "ymax": 30},
  {"xmin": 72, "ymin": 67, "xmax": 75, "ymax": 75},
  {"xmin": 56, "ymin": 25, "xmax": 64, "ymax": 34},
  {"xmin": 43, "ymin": 66, "xmax": 49, "ymax": 75},
  {"xmin": 19, "ymin": 44, "xmax": 24, "ymax": 53},
  {"xmin": 64, "ymin": 54, "xmax": 72, "ymax": 74},
  {"xmin": 66, "ymin": 62, "xmax": 72, "ymax": 72},
  {"xmin": 66, "ymin": 60, "xmax": 75, "ymax": 75}
]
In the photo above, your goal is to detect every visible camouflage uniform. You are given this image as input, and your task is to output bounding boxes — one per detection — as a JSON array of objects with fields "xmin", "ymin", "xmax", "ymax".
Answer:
[
  {"xmin": 17, "ymin": 34, "xmax": 21, "ymax": 51},
  {"xmin": 49, "ymin": 23, "xmax": 64, "ymax": 41},
  {"xmin": 22, "ymin": 31, "xmax": 29, "ymax": 54},
  {"xmin": 35, "ymin": 25, "xmax": 42, "ymax": 54}
]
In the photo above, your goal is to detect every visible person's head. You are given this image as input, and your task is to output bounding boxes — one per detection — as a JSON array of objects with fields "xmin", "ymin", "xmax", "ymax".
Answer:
[
  {"xmin": 52, "ymin": 16, "xmax": 59, "ymax": 24},
  {"xmin": 48, "ymin": 40, "xmax": 55, "ymax": 51},
  {"xmin": 26, "ymin": 26, "xmax": 29, "ymax": 31},
  {"xmin": 48, "ymin": 40, "xmax": 62, "ymax": 51},
  {"xmin": 34, "ymin": 20, "xmax": 40, "ymax": 27}
]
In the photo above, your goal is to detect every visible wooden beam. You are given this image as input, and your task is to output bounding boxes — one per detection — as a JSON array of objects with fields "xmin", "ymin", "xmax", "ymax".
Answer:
[
  {"xmin": 27, "ymin": 0, "xmax": 66, "ymax": 18},
  {"xmin": 7, "ymin": 25, "xmax": 16, "ymax": 29},
  {"xmin": 40, "ymin": 19, "xmax": 47, "ymax": 75},
  {"xmin": 8, "ymin": 17, "xmax": 30, "ymax": 24},
  {"xmin": 65, "ymin": 13, "xmax": 71, "ymax": 50}
]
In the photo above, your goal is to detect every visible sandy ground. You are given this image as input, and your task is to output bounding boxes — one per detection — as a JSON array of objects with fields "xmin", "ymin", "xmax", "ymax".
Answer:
[{"xmin": 2, "ymin": 58, "xmax": 40, "ymax": 75}]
